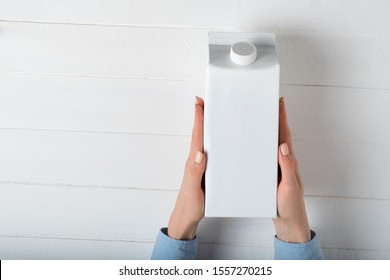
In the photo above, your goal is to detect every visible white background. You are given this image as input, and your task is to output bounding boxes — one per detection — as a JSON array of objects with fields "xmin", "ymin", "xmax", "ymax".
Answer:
[
  {"xmin": 2, "ymin": 260, "xmax": 388, "ymax": 279},
  {"xmin": 0, "ymin": 0, "xmax": 389, "ymax": 259}
]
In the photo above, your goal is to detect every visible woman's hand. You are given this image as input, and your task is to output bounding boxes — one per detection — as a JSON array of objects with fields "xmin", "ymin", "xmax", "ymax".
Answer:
[
  {"xmin": 167, "ymin": 96, "xmax": 206, "ymax": 240},
  {"xmin": 272, "ymin": 97, "xmax": 311, "ymax": 243}
]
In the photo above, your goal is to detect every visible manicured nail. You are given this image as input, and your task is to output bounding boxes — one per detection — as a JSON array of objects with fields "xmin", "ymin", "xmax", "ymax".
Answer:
[
  {"xmin": 281, "ymin": 143, "xmax": 289, "ymax": 156},
  {"xmin": 195, "ymin": 151, "xmax": 204, "ymax": 164},
  {"xmin": 195, "ymin": 96, "xmax": 198, "ymax": 105},
  {"xmin": 279, "ymin": 96, "xmax": 284, "ymax": 103}
]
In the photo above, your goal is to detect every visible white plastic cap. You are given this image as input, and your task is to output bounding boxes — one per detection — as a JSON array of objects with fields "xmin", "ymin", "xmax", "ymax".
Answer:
[{"xmin": 230, "ymin": 42, "xmax": 257, "ymax": 65}]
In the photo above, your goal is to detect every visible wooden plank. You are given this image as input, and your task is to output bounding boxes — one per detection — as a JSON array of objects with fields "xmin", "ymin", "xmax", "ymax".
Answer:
[
  {"xmin": 0, "ymin": 73, "xmax": 200, "ymax": 136},
  {"xmin": 1, "ymin": 73, "xmax": 389, "ymax": 143},
  {"xmin": 306, "ymin": 197, "xmax": 390, "ymax": 251},
  {"xmin": 0, "ymin": 236, "xmax": 154, "ymax": 260},
  {"xmin": 0, "ymin": 235, "xmax": 273, "ymax": 260},
  {"xmin": 1, "ymin": 183, "xmax": 389, "ymax": 252},
  {"xmin": 0, "ymin": 183, "xmax": 176, "ymax": 241},
  {"xmin": 0, "ymin": 22, "xmax": 389, "ymax": 89},
  {"xmin": 284, "ymin": 86, "xmax": 390, "ymax": 146},
  {"xmin": 0, "ymin": 0, "xmax": 389, "ymax": 33},
  {"xmin": 277, "ymin": 32, "xmax": 390, "ymax": 89},
  {"xmin": 296, "ymin": 140, "xmax": 390, "ymax": 199},
  {"xmin": 1, "ymin": 128, "xmax": 389, "ymax": 199},
  {"xmin": 0, "ymin": 22, "xmax": 207, "ymax": 81},
  {"xmin": 0, "ymin": 129, "xmax": 189, "ymax": 190}
]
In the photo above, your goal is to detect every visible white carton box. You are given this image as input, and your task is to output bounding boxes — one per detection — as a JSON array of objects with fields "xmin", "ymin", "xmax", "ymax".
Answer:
[{"xmin": 204, "ymin": 32, "xmax": 279, "ymax": 217}]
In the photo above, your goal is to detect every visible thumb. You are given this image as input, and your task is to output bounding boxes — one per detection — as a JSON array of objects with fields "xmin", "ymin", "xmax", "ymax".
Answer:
[
  {"xmin": 194, "ymin": 150, "xmax": 206, "ymax": 170},
  {"xmin": 278, "ymin": 143, "xmax": 297, "ymax": 184},
  {"xmin": 186, "ymin": 150, "xmax": 207, "ymax": 180}
]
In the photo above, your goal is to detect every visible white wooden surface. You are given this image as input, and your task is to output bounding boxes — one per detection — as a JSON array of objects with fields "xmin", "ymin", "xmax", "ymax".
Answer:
[{"xmin": 1, "ymin": 0, "xmax": 389, "ymax": 259}]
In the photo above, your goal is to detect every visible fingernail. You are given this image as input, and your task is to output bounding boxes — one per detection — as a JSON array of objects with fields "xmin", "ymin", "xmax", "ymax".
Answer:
[
  {"xmin": 281, "ymin": 143, "xmax": 289, "ymax": 156},
  {"xmin": 195, "ymin": 151, "xmax": 204, "ymax": 164},
  {"xmin": 279, "ymin": 97, "xmax": 284, "ymax": 103},
  {"xmin": 195, "ymin": 96, "xmax": 198, "ymax": 105}
]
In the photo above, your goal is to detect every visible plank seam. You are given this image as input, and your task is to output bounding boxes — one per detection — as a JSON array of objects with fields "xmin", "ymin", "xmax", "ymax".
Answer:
[
  {"xmin": 0, "ymin": 180, "xmax": 179, "ymax": 192},
  {"xmin": 1, "ymin": 234, "xmax": 388, "ymax": 251},
  {"xmin": 0, "ymin": 127, "xmax": 192, "ymax": 137},
  {"xmin": 1, "ymin": 72, "xmax": 389, "ymax": 91},
  {"xmin": 0, "ymin": 234, "xmax": 271, "ymax": 248},
  {"xmin": 1, "ymin": 180, "xmax": 389, "ymax": 201},
  {"xmin": 305, "ymin": 194, "xmax": 390, "ymax": 201},
  {"xmin": 0, "ymin": 19, "xmax": 385, "ymax": 36},
  {"xmin": 1, "ymin": 127, "xmax": 389, "ymax": 149},
  {"xmin": 0, "ymin": 71, "xmax": 204, "ymax": 82},
  {"xmin": 0, "ymin": 19, "xmax": 225, "ymax": 30}
]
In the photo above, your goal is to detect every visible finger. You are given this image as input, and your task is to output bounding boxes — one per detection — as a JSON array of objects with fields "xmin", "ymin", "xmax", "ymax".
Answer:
[
  {"xmin": 196, "ymin": 96, "xmax": 204, "ymax": 109},
  {"xmin": 185, "ymin": 151, "xmax": 207, "ymax": 184},
  {"xmin": 279, "ymin": 97, "xmax": 303, "ymax": 186},
  {"xmin": 190, "ymin": 96, "xmax": 204, "ymax": 156},
  {"xmin": 278, "ymin": 143, "xmax": 297, "ymax": 186}
]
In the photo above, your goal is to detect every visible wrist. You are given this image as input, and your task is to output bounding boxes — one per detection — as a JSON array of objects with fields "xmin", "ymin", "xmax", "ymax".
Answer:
[
  {"xmin": 274, "ymin": 222, "xmax": 311, "ymax": 243},
  {"xmin": 167, "ymin": 211, "xmax": 200, "ymax": 240}
]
